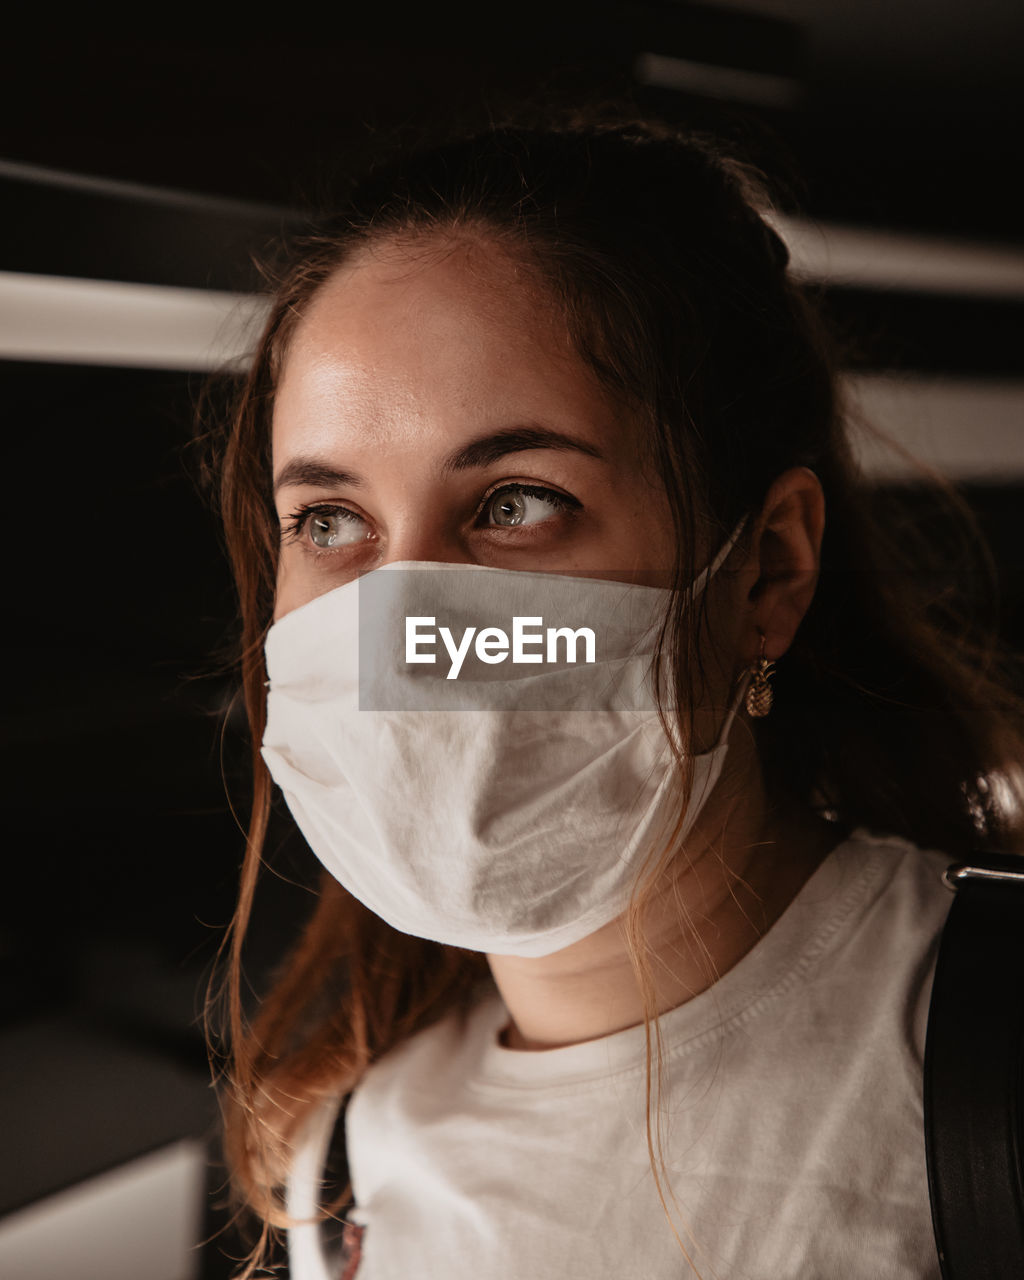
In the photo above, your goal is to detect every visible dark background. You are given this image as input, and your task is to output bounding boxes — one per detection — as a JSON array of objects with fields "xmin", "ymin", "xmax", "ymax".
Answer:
[{"xmin": 2, "ymin": 7, "xmax": 1022, "ymax": 1277}]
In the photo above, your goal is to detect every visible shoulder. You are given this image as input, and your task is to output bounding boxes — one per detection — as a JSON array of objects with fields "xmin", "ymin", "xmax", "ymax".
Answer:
[
  {"xmin": 811, "ymin": 824, "xmax": 955, "ymax": 965},
  {"xmin": 833, "ymin": 825, "xmax": 954, "ymax": 932},
  {"xmin": 741, "ymin": 823, "xmax": 953, "ymax": 994},
  {"xmin": 801, "ymin": 825, "xmax": 955, "ymax": 1068}
]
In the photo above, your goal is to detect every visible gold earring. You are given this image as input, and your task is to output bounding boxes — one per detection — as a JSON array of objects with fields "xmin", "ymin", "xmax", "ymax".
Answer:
[{"xmin": 745, "ymin": 633, "xmax": 775, "ymax": 718}]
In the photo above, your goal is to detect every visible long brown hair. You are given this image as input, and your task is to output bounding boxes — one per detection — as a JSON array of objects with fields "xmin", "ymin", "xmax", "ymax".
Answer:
[{"xmin": 205, "ymin": 111, "xmax": 1024, "ymax": 1274}]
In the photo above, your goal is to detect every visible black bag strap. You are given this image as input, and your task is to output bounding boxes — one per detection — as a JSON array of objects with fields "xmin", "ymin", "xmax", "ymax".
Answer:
[{"xmin": 924, "ymin": 855, "xmax": 1024, "ymax": 1278}]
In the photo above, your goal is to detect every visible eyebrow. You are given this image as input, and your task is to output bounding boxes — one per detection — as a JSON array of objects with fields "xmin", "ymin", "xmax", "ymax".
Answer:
[{"xmin": 272, "ymin": 426, "xmax": 605, "ymax": 495}]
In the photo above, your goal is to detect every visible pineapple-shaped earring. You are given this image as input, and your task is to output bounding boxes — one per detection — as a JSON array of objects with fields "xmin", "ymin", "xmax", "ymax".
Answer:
[{"xmin": 745, "ymin": 632, "xmax": 775, "ymax": 718}]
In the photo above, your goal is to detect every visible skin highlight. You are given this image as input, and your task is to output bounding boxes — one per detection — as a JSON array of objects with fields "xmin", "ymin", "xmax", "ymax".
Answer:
[{"xmin": 270, "ymin": 232, "xmax": 840, "ymax": 1053}]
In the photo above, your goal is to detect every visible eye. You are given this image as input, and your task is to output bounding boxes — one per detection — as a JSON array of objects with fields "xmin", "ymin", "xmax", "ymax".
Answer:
[
  {"xmin": 478, "ymin": 484, "xmax": 577, "ymax": 529},
  {"xmin": 284, "ymin": 503, "xmax": 370, "ymax": 549}
]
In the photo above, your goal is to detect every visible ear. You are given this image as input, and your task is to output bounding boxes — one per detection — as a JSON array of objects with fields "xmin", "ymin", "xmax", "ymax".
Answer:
[{"xmin": 742, "ymin": 467, "xmax": 825, "ymax": 664}]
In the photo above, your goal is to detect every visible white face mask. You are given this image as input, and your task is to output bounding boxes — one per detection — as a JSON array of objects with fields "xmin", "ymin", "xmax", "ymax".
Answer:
[{"xmin": 261, "ymin": 526, "xmax": 747, "ymax": 958}]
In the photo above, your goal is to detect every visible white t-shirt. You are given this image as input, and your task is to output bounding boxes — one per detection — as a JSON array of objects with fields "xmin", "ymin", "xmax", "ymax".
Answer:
[{"xmin": 288, "ymin": 827, "xmax": 954, "ymax": 1279}]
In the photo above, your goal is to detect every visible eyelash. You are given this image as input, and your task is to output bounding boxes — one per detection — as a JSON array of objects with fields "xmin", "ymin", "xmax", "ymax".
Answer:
[
  {"xmin": 281, "ymin": 482, "xmax": 580, "ymax": 549},
  {"xmin": 281, "ymin": 502, "xmax": 360, "ymax": 546}
]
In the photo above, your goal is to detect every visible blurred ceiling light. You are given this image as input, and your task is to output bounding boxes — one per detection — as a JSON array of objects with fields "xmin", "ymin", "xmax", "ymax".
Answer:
[
  {"xmin": 0, "ymin": 157, "xmax": 292, "ymax": 220},
  {"xmin": 0, "ymin": 271, "xmax": 269, "ymax": 371},
  {"xmin": 634, "ymin": 51, "xmax": 802, "ymax": 108},
  {"xmin": 846, "ymin": 374, "xmax": 1024, "ymax": 481},
  {"xmin": 773, "ymin": 215, "xmax": 1024, "ymax": 298}
]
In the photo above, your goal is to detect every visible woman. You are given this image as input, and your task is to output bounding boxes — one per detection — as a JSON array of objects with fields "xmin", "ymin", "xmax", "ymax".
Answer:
[{"xmin": 210, "ymin": 114, "xmax": 1024, "ymax": 1279}]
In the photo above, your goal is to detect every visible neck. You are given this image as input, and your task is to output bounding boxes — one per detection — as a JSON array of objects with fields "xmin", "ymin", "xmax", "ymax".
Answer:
[{"xmin": 487, "ymin": 730, "xmax": 842, "ymax": 1051}]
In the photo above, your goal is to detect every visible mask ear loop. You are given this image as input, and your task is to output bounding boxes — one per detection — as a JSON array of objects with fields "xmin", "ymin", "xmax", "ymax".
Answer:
[
  {"xmin": 657, "ymin": 515, "xmax": 750, "ymax": 758},
  {"xmin": 683, "ymin": 514, "xmax": 750, "ymax": 606},
  {"xmin": 690, "ymin": 514, "xmax": 757, "ymax": 753},
  {"xmin": 711, "ymin": 516, "xmax": 760, "ymax": 750}
]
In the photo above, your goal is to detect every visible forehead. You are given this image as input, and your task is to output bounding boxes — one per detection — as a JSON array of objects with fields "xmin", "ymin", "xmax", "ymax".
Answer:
[
  {"xmin": 302, "ymin": 233, "xmax": 556, "ymax": 342},
  {"xmin": 271, "ymin": 235, "xmax": 625, "ymax": 455}
]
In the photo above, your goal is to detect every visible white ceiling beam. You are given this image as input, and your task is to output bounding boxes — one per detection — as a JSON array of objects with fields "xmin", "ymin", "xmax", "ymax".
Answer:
[
  {"xmin": 0, "ymin": 271, "xmax": 268, "ymax": 371},
  {"xmin": 845, "ymin": 374, "xmax": 1024, "ymax": 481},
  {"xmin": 634, "ymin": 52, "xmax": 801, "ymax": 109},
  {"xmin": 772, "ymin": 214, "xmax": 1024, "ymax": 297}
]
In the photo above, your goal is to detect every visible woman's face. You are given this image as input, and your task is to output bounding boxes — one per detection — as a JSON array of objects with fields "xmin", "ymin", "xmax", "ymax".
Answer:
[{"xmin": 270, "ymin": 235, "xmax": 683, "ymax": 619}]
